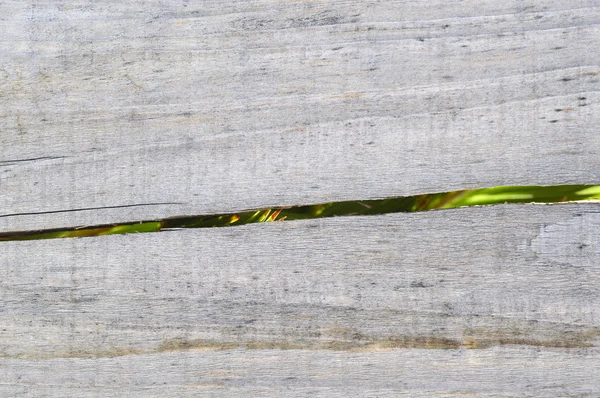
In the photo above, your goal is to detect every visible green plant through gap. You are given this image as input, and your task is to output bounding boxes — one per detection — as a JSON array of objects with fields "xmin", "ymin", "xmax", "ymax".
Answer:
[{"xmin": 1, "ymin": 185, "xmax": 598, "ymax": 241}]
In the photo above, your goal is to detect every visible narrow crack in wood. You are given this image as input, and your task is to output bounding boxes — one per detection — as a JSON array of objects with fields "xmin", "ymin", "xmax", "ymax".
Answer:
[
  {"xmin": 0, "ymin": 202, "xmax": 184, "ymax": 219},
  {"xmin": 0, "ymin": 156, "xmax": 69, "ymax": 167}
]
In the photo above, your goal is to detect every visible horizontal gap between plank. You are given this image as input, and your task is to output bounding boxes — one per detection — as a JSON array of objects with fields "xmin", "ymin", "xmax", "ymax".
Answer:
[{"xmin": 0, "ymin": 185, "xmax": 598, "ymax": 242}]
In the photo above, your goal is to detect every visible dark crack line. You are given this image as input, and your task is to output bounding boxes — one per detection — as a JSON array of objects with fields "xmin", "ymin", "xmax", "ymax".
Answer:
[
  {"xmin": 0, "ymin": 156, "xmax": 69, "ymax": 167},
  {"xmin": 0, "ymin": 202, "xmax": 184, "ymax": 219}
]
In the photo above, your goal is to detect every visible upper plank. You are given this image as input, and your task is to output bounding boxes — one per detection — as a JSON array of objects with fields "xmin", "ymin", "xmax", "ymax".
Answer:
[{"xmin": 1, "ymin": 0, "xmax": 599, "ymax": 232}]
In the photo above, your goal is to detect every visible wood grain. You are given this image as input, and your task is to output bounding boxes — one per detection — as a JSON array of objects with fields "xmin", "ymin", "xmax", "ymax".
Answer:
[
  {"xmin": 2, "ymin": 1, "xmax": 600, "ymax": 395},
  {"xmin": 1, "ymin": 348, "xmax": 598, "ymax": 397},
  {"xmin": 1, "ymin": 0, "xmax": 599, "ymax": 232},
  {"xmin": 1, "ymin": 203, "xmax": 599, "ymax": 395}
]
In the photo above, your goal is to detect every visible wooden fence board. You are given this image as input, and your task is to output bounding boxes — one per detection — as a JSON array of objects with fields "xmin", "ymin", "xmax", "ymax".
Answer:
[
  {"xmin": 1, "ymin": 348, "xmax": 599, "ymax": 397},
  {"xmin": 1, "ymin": 1, "xmax": 599, "ymax": 232},
  {"xmin": 1, "ymin": 203, "xmax": 599, "ymax": 395},
  {"xmin": 2, "ymin": 0, "xmax": 600, "ymax": 395}
]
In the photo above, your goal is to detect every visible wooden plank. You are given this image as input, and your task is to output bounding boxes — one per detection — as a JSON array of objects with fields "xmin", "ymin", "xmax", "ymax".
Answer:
[
  {"xmin": 1, "ymin": 1, "xmax": 599, "ymax": 232},
  {"xmin": 1, "ymin": 348, "xmax": 599, "ymax": 397},
  {"xmin": 1, "ymin": 203, "xmax": 599, "ymax": 395}
]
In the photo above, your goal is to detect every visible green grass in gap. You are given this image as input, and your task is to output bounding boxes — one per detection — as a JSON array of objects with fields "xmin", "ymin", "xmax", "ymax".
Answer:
[{"xmin": 1, "ymin": 185, "xmax": 599, "ymax": 241}]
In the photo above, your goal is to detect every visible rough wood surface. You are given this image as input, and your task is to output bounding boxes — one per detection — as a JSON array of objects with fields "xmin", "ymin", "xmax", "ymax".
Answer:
[
  {"xmin": 1, "ymin": 348, "xmax": 598, "ymax": 397},
  {"xmin": 1, "ymin": 0, "xmax": 600, "ymax": 232},
  {"xmin": 1, "ymin": 203, "xmax": 599, "ymax": 395}
]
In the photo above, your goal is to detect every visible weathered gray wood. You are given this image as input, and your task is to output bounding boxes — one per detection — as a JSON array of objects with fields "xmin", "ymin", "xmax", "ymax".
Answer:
[
  {"xmin": 1, "ymin": 348, "xmax": 599, "ymax": 397},
  {"xmin": 1, "ymin": 1, "xmax": 599, "ymax": 232},
  {"xmin": 1, "ymin": 203, "xmax": 599, "ymax": 395},
  {"xmin": 2, "ymin": 0, "xmax": 600, "ymax": 395}
]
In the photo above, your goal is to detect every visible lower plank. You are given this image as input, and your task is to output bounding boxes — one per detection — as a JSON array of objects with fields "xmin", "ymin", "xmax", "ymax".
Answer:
[
  {"xmin": 0, "ymin": 203, "xmax": 599, "ymax": 395},
  {"xmin": 0, "ymin": 347, "xmax": 598, "ymax": 397}
]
